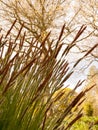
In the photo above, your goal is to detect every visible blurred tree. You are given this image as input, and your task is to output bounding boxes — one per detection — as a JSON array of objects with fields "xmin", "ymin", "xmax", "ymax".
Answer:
[
  {"xmin": 0, "ymin": 0, "xmax": 66, "ymax": 40},
  {"xmin": 83, "ymin": 65, "xmax": 98, "ymax": 116}
]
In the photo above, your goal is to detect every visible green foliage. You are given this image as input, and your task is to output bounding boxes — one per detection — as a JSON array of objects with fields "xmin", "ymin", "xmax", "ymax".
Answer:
[
  {"xmin": 84, "ymin": 102, "xmax": 93, "ymax": 116},
  {"xmin": 83, "ymin": 66, "xmax": 98, "ymax": 116},
  {"xmin": 0, "ymin": 21, "xmax": 97, "ymax": 130},
  {"xmin": 71, "ymin": 116, "xmax": 98, "ymax": 130}
]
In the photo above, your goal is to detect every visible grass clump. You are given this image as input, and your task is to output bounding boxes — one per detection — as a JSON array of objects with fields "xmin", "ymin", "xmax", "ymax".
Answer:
[{"xmin": 0, "ymin": 21, "xmax": 97, "ymax": 130}]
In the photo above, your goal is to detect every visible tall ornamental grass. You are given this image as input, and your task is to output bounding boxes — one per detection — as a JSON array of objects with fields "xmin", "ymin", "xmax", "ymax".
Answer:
[{"xmin": 0, "ymin": 21, "xmax": 97, "ymax": 130}]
